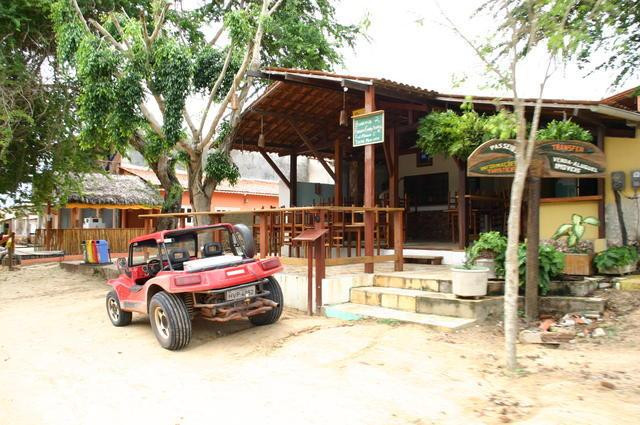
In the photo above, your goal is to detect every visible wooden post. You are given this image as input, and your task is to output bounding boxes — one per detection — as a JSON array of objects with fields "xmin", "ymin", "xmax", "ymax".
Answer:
[
  {"xmin": 290, "ymin": 152, "xmax": 298, "ymax": 207},
  {"xmin": 307, "ymin": 242, "xmax": 313, "ymax": 315},
  {"xmin": 121, "ymin": 209, "xmax": 128, "ymax": 229},
  {"xmin": 71, "ymin": 207, "xmax": 80, "ymax": 229},
  {"xmin": 259, "ymin": 211, "xmax": 268, "ymax": 258},
  {"xmin": 315, "ymin": 235, "xmax": 325, "ymax": 314},
  {"xmin": 596, "ymin": 126, "xmax": 606, "ymax": 238},
  {"xmin": 45, "ymin": 202, "xmax": 53, "ymax": 250},
  {"xmin": 334, "ymin": 138, "xmax": 342, "ymax": 206},
  {"xmin": 525, "ymin": 175, "xmax": 541, "ymax": 322},
  {"xmin": 456, "ymin": 159, "xmax": 467, "ymax": 249},
  {"xmin": 364, "ymin": 87, "xmax": 376, "ymax": 273},
  {"xmin": 394, "ymin": 210, "xmax": 404, "ymax": 271},
  {"xmin": 388, "ymin": 128, "xmax": 398, "ymax": 208}
]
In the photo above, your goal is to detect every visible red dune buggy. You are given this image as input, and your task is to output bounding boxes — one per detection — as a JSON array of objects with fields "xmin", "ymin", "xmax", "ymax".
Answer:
[{"xmin": 105, "ymin": 223, "xmax": 283, "ymax": 350}]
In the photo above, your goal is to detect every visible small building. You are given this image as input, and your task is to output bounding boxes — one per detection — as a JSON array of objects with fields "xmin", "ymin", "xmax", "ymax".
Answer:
[
  {"xmin": 119, "ymin": 164, "xmax": 279, "ymax": 225},
  {"xmin": 38, "ymin": 173, "xmax": 163, "ymax": 254}
]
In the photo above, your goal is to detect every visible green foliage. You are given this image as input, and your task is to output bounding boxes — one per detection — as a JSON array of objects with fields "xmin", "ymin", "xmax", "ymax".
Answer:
[
  {"xmin": 192, "ymin": 45, "xmax": 239, "ymax": 99},
  {"xmin": 552, "ymin": 214, "xmax": 599, "ymax": 252},
  {"xmin": 204, "ymin": 150, "xmax": 240, "ymax": 186},
  {"xmin": 416, "ymin": 100, "xmax": 517, "ymax": 160},
  {"xmin": 594, "ymin": 246, "xmax": 639, "ymax": 271},
  {"xmin": 517, "ymin": 243, "xmax": 565, "ymax": 295},
  {"xmin": 481, "ymin": 0, "xmax": 640, "ymax": 86},
  {"xmin": 151, "ymin": 37, "xmax": 192, "ymax": 143},
  {"xmin": 469, "ymin": 231, "xmax": 507, "ymax": 260},
  {"xmin": 537, "ymin": 120, "xmax": 593, "ymax": 142}
]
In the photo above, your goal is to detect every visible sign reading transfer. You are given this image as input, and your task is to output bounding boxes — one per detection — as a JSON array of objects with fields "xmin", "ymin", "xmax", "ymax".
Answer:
[
  {"xmin": 467, "ymin": 139, "xmax": 606, "ymax": 178},
  {"xmin": 353, "ymin": 110, "xmax": 384, "ymax": 147}
]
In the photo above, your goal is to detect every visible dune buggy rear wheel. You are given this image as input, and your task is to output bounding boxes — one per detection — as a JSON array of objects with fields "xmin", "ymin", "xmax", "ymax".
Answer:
[
  {"xmin": 106, "ymin": 290, "xmax": 132, "ymax": 327},
  {"xmin": 149, "ymin": 292, "xmax": 192, "ymax": 350},
  {"xmin": 249, "ymin": 277, "xmax": 283, "ymax": 326}
]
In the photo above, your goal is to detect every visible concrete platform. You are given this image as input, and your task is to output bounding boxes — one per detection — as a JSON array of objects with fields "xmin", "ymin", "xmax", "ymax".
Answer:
[
  {"xmin": 350, "ymin": 286, "xmax": 504, "ymax": 320},
  {"xmin": 374, "ymin": 268, "xmax": 452, "ymax": 293},
  {"xmin": 324, "ymin": 303, "xmax": 477, "ymax": 331},
  {"xmin": 59, "ymin": 261, "xmax": 119, "ymax": 280}
]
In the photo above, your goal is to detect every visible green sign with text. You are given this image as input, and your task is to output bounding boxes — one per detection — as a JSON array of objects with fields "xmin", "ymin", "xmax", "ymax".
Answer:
[{"xmin": 353, "ymin": 110, "xmax": 384, "ymax": 147}]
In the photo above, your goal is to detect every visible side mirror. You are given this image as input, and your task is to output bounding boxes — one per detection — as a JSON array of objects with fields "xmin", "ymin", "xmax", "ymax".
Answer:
[{"xmin": 116, "ymin": 257, "xmax": 131, "ymax": 278}]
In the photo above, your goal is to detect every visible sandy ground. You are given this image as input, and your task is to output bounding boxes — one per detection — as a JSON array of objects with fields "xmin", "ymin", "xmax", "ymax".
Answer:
[{"xmin": 1, "ymin": 265, "xmax": 639, "ymax": 425}]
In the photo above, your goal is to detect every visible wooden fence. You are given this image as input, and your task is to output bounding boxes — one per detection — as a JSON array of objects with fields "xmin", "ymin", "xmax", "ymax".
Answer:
[{"xmin": 35, "ymin": 228, "xmax": 147, "ymax": 255}]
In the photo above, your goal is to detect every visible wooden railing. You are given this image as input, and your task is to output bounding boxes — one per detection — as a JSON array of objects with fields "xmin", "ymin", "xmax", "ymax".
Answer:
[
  {"xmin": 140, "ymin": 206, "xmax": 405, "ymax": 273},
  {"xmin": 35, "ymin": 228, "xmax": 147, "ymax": 255}
]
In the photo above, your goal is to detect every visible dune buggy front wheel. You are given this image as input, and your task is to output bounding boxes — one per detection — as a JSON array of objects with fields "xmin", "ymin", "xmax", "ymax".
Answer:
[
  {"xmin": 106, "ymin": 291, "xmax": 132, "ymax": 327},
  {"xmin": 149, "ymin": 292, "xmax": 192, "ymax": 350}
]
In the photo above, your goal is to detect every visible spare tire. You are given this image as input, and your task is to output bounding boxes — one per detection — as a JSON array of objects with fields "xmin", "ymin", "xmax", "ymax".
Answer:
[{"xmin": 233, "ymin": 223, "xmax": 256, "ymax": 258}]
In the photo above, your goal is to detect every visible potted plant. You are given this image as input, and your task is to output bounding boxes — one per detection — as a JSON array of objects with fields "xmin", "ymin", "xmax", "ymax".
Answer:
[
  {"xmin": 468, "ymin": 231, "xmax": 507, "ymax": 279},
  {"xmin": 551, "ymin": 213, "xmax": 599, "ymax": 275},
  {"xmin": 451, "ymin": 249, "xmax": 490, "ymax": 297},
  {"xmin": 594, "ymin": 245, "xmax": 639, "ymax": 275}
]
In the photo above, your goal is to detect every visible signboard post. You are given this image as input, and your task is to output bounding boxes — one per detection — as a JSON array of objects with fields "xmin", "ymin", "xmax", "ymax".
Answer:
[
  {"xmin": 352, "ymin": 110, "xmax": 385, "ymax": 147},
  {"xmin": 466, "ymin": 139, "xmax": 606, "ymax": 322}
]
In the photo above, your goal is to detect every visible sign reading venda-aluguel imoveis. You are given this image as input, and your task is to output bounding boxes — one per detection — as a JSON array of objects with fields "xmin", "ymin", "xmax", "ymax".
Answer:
[
  {"xmin": 352, "ymin": 110, "xmax": 384, "ymax": 147},
  {"xmin": 467, "ymin": 139, "xmax": 606, "ymax": 178}
]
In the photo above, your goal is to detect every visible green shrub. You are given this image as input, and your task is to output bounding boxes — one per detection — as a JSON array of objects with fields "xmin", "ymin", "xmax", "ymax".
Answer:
[
  {"xmin": 497, "ymin": 243, "xmax": 564, "ymax": 294},
  {"xmin": 594, "ymin": 246, "xmax": 639, "ymax": 272},
  {"xmin": 551, "ymin": 213, "xmax": 599, "ymax": 253},
  {"xmin": 469, "ymin": 231, "xmax": 507, "ymax": 260}
]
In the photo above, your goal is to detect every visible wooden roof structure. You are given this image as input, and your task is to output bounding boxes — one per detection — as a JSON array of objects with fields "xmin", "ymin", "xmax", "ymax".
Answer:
[{"xmin": 232, "ymin": 68, "xmax": 640, "ymax": 158}]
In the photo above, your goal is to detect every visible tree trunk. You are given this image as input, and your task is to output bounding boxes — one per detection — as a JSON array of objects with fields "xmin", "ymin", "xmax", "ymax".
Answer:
[
  {"xmin": 187, "ymin": 150, "xmax": 217, "ymax": 226},
  {"xmin": 148, "ymin": 156, "xmax": 182, "ymax": 230},
  {"xmin": 504, "ymin": 157, "xmax": 528, "ymax": 370}
]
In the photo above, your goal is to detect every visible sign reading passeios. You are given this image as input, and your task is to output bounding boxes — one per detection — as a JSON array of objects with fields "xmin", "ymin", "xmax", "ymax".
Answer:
[
  {"xmin": 467, "ymin": 139, "xmax": 606, "ymax": 178},
  {"xmin": 353, "ymin": 110, "xmax": 384, "ymax": 147}
]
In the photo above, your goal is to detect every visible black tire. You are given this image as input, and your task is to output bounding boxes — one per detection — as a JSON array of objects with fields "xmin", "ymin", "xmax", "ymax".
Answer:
[
  {"xmin": 106, "ymin": 290, "xmax": 132, "ymax": 327},
  {"xmin": 148, "ymin": 291, "xmax": 192, "ymax": 350},
  {"xmin": 233, "ymin": 223, "xmax": 256, "ymax": 258},
  {"xmin": 250, "ymin": 277, "xmax": 283, "ymax": 326}
]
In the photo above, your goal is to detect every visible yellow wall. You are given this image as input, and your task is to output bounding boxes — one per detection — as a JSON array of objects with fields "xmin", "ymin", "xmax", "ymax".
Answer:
[
  {"xmin": 604, "ymin": 128, "xmax": 640, "ymax": 203},
  {"xmin": 540, "ymin": 201, "xmax": 600, "ymax": 240}
]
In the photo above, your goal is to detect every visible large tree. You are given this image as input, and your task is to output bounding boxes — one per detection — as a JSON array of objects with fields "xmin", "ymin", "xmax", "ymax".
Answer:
[
  {"xmin": 54, "ymin": 0, "xmax": 361, "ymax": 227},
  {"xmin": 0, "ymin": 1, "xmax": 151, "ymax": 208}
]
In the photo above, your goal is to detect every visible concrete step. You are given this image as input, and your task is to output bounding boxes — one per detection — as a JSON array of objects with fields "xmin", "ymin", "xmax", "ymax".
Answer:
[
  {"xmin": 373, "ymin": 271, "xmax": 452, "ymax": 293},
  {"xmin": 350, "ymin": 286, "xmax": 503, "ymax": 320},
  {"xmin": 324, "ymin": 303, "xmax": 477, "ymax": 331}
]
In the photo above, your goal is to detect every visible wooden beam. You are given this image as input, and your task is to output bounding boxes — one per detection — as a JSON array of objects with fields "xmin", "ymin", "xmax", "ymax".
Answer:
[
  {"xmin": 596, "ymin": 126, "xmax": 606, "ymax": 238},
  {"xmin": 525, "ymin": 175, "xmax": 541, "ymax": 322},
  {"xmin": 456, "ymin": 159, "xmax": 467, "ymax": 249},
  {"xmin": 334, "ymin": 137, "xmax": 342, "ymax": 206},
  {"xmin": 259, "ymin": 148, "xmax": 290, "ymax": 188},
  {"xmin": 388, "ymin": 127, "xmax": 398, "ymax": 208},
  {"xmin": 377, "ymin": 100, "xmax": 429, "ymax": 112},
  {"xmin": 382, "ymin": 134, "xmax": 393, "ymax": 175},
  {"xmin": 288, "ymin": 120, "xmax": 336, "ymax": 181},
  {"xmin": 364, "ymin": 87, "xmax": 376, "ymax": 273},
  {"xmin": 290, "ymin": 152, "xmax": 298, "ymax": 206}
]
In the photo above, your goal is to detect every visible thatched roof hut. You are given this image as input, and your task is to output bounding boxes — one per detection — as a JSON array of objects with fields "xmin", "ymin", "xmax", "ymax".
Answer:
[{"xmin": 66, "ymin": 173, "xmax": 162, "ymax": 208}]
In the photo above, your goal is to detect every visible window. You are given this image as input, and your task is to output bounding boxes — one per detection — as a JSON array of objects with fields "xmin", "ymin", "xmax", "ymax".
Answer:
[
  {"xmin": 130, "ymin": 239, "xmax": 159, "ymax": 266},
  {"xmin": 541, "ymin": 178, "xmax": 598, "ymax": 198},
  {"xmin": 404, "ymin": 173, "xmax": 449, "ymax": 206}
]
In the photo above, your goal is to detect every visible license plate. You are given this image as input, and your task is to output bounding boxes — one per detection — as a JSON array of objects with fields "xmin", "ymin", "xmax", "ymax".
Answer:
[{"xmin": 225, "ymin": 286, "xmax": 256, "ymax": 301}]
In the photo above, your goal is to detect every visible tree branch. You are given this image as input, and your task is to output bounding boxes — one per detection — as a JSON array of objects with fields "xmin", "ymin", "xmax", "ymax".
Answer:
[
  {"xmin": 198, "ymin": 45, "xmax": 234, "ymax": 137},
  {"xmin": 70, "ymin": 0, "xmax": 90, "ymax": 33},
  {"xmin": 149, "ymin": 2, "xmax": 170, "ymax": 45},
  {"xmin": 88, "ymin": 18, "xmax": 125, "ymax": 51}
]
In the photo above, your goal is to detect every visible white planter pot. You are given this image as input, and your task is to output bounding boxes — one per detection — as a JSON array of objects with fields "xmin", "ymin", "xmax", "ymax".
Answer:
[
  {"xmin": 451, "ymin": 267, "xmax": 489, "ymax": 297},
  {"xmin": 474, "ymin": 258, "xmax": 496, "ymax": 279}
]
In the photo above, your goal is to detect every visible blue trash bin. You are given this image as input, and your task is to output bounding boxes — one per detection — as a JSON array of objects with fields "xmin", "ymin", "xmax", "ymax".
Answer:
[{"xmin": 95, "ymin": 240, "xmax": 111, "ymax": 264}]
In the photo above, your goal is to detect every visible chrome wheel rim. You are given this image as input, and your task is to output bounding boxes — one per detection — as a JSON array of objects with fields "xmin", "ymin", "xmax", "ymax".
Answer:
[
  {"xmin": 108, "ymin": 298, "xmax": 120, "ymax": 322},
  {"xmin": 154, "ymin": 307, "xmax": 170, "ymax": 340}
]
